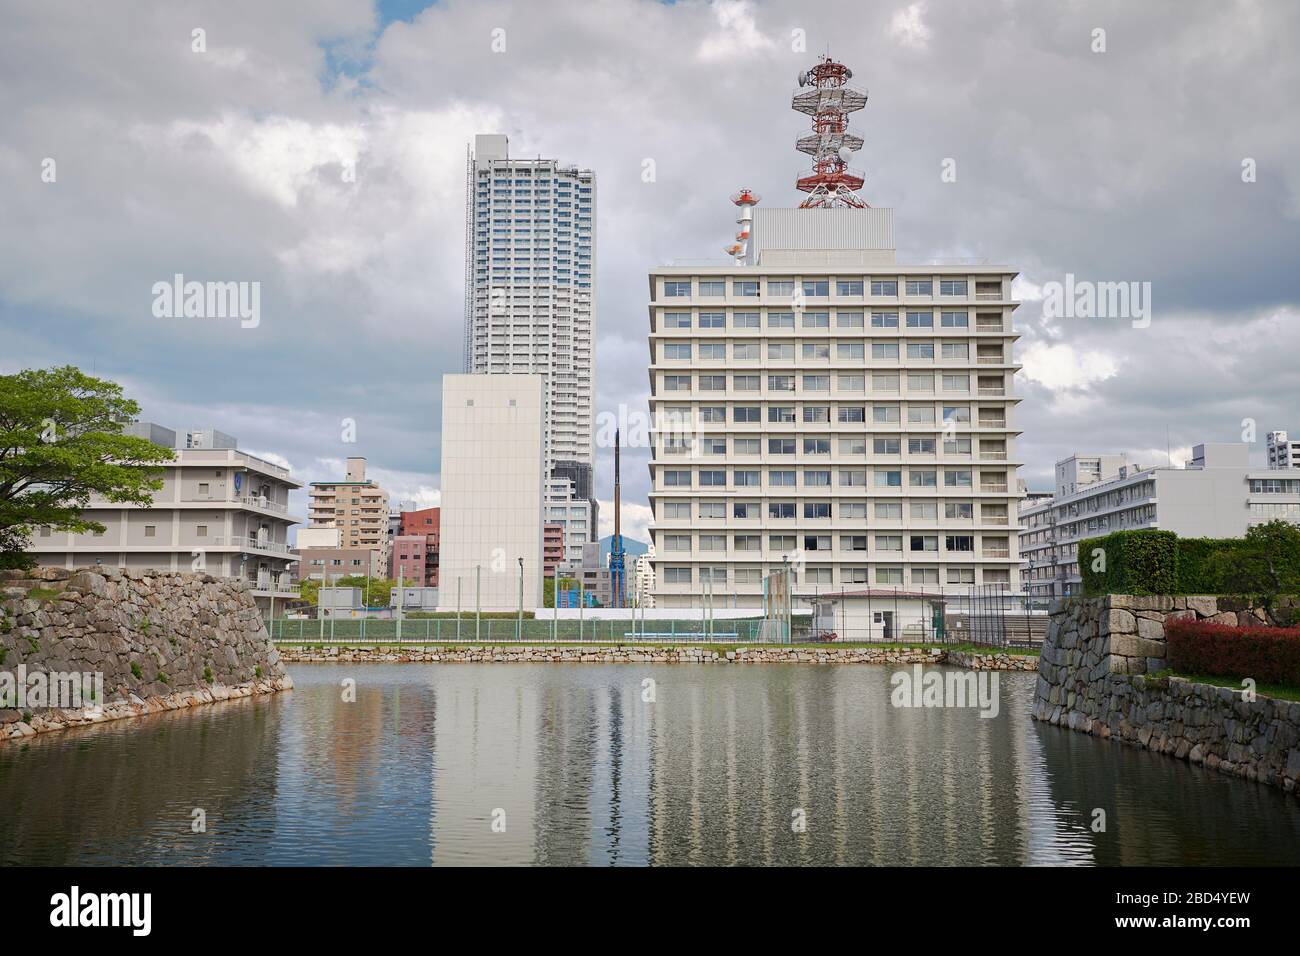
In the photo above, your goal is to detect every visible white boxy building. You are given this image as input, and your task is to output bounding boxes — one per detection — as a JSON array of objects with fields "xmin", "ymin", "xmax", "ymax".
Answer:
[
  {"xmin": 436, "ymin": 374, "xmax": 545, "ymax": 612},
  {"xmin": 646, "ymin": 207, "xmax": 1024, "ymax": 609}
]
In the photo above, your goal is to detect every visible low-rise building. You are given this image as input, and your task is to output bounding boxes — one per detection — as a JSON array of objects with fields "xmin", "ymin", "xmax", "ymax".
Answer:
[
  {"xmin": 1020, "ymin": 441, "xmax": 1300, "ymax": 600},
  {"xmin": 29, "ymin": 422, "xmax": 302, "ymax": 615},
  {"xmin": 295, "ymin": 526, "xmax": 386, "ymax": 582},
  {"xmin": 394, "ymin": 506, "xmax": 440, "ymax": 587}
]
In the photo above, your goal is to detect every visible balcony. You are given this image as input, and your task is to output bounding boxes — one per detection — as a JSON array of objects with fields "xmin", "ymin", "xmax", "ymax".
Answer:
[
  {"xmin": 978, "ymin": 451, "xmax": 1008, "ymax": 461},
  {"xmin": 978, "ymin": 387, "xmax": 1006, "ymax": 396},
  {"xmin": 982, "ymin": 548, "xmax": 1011, "ymax": 558},
  {"xmin": 977, "ymin": 354, "xmax": 1004, "ymax": 364},
  {"xmin": 980, "ymin": 483, "xmax": 1009, "ymax": 493}
]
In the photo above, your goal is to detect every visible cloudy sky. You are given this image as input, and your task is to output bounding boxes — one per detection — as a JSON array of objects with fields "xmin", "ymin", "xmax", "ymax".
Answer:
[{"xmin": 2, "ymin": 0, "xmax": 1298, "ymax": 544}]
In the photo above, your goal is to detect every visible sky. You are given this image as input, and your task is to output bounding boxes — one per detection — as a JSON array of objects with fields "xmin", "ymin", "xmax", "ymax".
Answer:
[{"xmin": 2, "ymin": 0, "xmax": 1298, "ymax": 546}]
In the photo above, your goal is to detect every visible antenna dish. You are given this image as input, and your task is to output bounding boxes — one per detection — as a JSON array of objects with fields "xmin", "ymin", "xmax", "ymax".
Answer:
[
  {"xmin": 797, "ymin": 71, "xmax": 808, "ymax": 87},
  {"xmin": 837, "ymin": 145, "xmax": 855, "ymax": 164}
]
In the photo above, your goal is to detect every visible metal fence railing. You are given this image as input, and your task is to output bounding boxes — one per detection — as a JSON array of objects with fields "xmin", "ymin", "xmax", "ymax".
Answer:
[{"xmin": 269, "ymin": 617, "xmax": 773, "ymax": 644}]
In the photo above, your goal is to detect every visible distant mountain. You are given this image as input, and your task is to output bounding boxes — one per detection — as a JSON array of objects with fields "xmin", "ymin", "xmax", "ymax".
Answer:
[{"xmin": 599, "ymin": 535, "xmax": 648, "ymax": 563}]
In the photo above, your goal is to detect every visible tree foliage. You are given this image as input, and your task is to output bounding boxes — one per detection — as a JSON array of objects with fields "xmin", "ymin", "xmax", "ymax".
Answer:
[{"xmin": 0, "ymin": 366, "xmax": 174, "ymax": 567}]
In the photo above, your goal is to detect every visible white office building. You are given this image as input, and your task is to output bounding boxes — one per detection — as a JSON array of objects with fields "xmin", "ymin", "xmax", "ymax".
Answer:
[
  {"xmin": 436, "ymin": 374, "xmax": 545, "ymax": 612},
  {"xmin": 1267, "ymin": 430, "xmax": 1300, "ymax": 469},
  {"xmin": 1020, "ymin": 441, "xmax": 1300, "ymax": 599},
  {"xmin": 464, "ymin": 133, "xmax": 596, "ymax": 567},
  {"xmin": 647, "ymin": 207, "xmax": 1024, "ymax": 609},
  {"xmin": 29, "ymin": 422, "xmax": 302, "ymax": 615}
]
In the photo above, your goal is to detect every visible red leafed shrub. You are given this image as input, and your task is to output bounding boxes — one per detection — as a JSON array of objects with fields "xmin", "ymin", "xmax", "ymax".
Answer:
[{"xmin": 1165, "ymin": 618, "xmax": 1300, "ymax": 685}]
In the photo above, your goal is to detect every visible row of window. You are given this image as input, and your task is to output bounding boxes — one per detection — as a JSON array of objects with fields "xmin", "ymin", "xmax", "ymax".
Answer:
[
  {"xmin": 659, "ymin": 468, "xmax": 997, "ymax": 488},
  {"xmin": 661, "ymin": 373, "xmax": 1001, "ymax": 393},
  {"xmin": 660, "ymin": 533, "xmax": 1002, "ymax": 553},
  {"xmin": 663, "ymin": 341, "xmax": 999, "ymax": 360},
  {"xmin": 659, "ymin": 500, "xmax": 1004, "ymax": 521},
  {"xmin": 663, "ymin": 279, "xmax": 977, "ymax": 298},
  {"xmin": 660, "ymin": 404, "xmax": 991, "ymax": 425},
  {"xmin": 659, "ymin": 566, "xmax": 1010, "ymax": 586},
  {"xmin": 663, "ymin": 311, "xmax": 980, "ymax": 329},
  {"xmin": 663, "ymin": 436, "xmax": 998, "ymax": 456}
]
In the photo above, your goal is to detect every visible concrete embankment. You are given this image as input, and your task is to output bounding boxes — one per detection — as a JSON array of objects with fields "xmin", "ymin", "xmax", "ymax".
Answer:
[
  {"xmin": 1033, "ymin": 595, "xmax": 1300, "ymax": 797},
  {"xmin": 1, "ymin": 567, "xmax": 291, "ymax": 741}
]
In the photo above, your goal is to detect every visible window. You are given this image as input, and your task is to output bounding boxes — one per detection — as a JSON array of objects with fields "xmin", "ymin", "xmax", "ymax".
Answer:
[
  {"xmin": 907, "ymin": 342, "xmax": 934, "ymax": 360},
  {"xmin": 734, "ymin": 470, "xmax": 761, "ymax": 487},
  {"xmin": 803, "ymin": 406, "xmax": 830, "ymax": 423},
  {"xmin": 198, "ymin": 482, "xmax": 210, "ymax": 495},
  {"xmin": 664, "ymin": 567, "xmax": 692, "ymax": 584},
  {"xmin": 875, "ymin": 502, "xmax": 902, "ymax": 519},
  {"xmin": 872, "ymin": 373, "xmax": 899, "ymax": 391},
  {"xmin": 941, "ymin": 342, "xmax": 969, "ymax": 360},
  {"xmin": 733, "ymin": 311, "xmax": 760, "ymax": 328},
  {"xmin": 769, "ymin": 375, "xmax": 795, "ymax": 392},
  {"xmin": 663, "ymin": 470, "xmax": 691, "ymax": 487},
  {"xmin": 734, "ymin": 406, "xmax": 760, "ymax": 422},
  {"xmin": 196, "ymin": 525, "xmax": 208, "ymax": 537},
  {"xmin": 839, "ymin": 469, "xmax": 867, "ymax": 487},
  {"xmin": 699, "ymin": 470, "xmax": 726, "ymax": 486},
  {"xmin": 769, "ymin": 502, "xmax": 795, "ymax": 519},
  {"xmin": 906, "ymin": 278, "xmax": 933, "ymax": 295},
  {"xmin": 663, "ymin": 534, "xmax": 692, "ymax": 551},
  {"xmin": 768, "ymin": 312, "xmax": 795, "ymax": 328},
  {"xmin": 875, "ymin": 469, "xmax": 902, "ymax": 487},
  {"xmin": 942, "ymin": 374, "xmax": 970, "ymax": 392},
  {"xmin": 769, "ymin": 438, "xmax": 796, "ymax": 455},
  {"xmin": 837, "ymin": 311, "xmax": 865, "ymax": 328},
  {"xmin": 842, "ymin": 535, "xmax": 868, "ymax": 552},
  {"xmin": 947, "ymin": 568, "xmax": 975, "ymax": 584},
  {"xmin": 733, "ymin": 374, "xmax": 760, "ymax": 391},
  {"xmin": 733, "ymin": 280, "xmax": 759, "ymax": 297},
  {"xmin": 664, "ymin": 312, "xmax": 691, "ymax": 328},
  {"xmin": 733, "ymin": 343, "xmax": 759, "ymax": 360},
  {"xmin": 804, "ymin": 470, "xmax": 831, "ymax": 487},
  {"xmin": 665, "ymin": 343, "xmax": 691, "ymax": 360},
  {"xmin": 804, "ymin": 502, "xmax": 831, "ymax": 519},
  {"xmin": 943, "ymin": 437, "xmax": 972, "ymax": 454},
  {"xmin": 870, "ymin": 279, "xmax": 898, "ymax": 295},
  {"xmin": 804, "ymin": 535, "xmax": 832, "ymax": 551},
  {"xmin": 873, "ymin": 405, "xmax": 900, "ymax": 423},
  {"xmin": 803, "ymin": 438, "xmax": 830, "ymax": 455},
  {"xmin": 871, "ymin": 312, "xmax": 899, "ymax": 328},
  {"xmin": 663, "ymin": 502, "xmax": 691, "ymax": 520},
  {"xmin": 840, "ymin": 437, "xmax": 867, "ymax": 454},
  {"xmin": 699, "ymin": 374, "xmax": 725, "ymax": 391},
  {"xmin": 801, "ymin": 311, "xmax": 830, "ymax": 328},
  {"xmin": 665, "ymin": 280, "xmax": 691, "ymax": 297},
  {"xmin": 941, "ymin": 311, "xmax": 969, "ymax": 328},
  {"xmin": 939, "ymin": 279, "xmax": 967, "ymax": 296},
  {"xmin": 699, "ymin": 312, "xmax": 725, "ymax": 328},
  {"xmin": 909, "ymin": 438, "xmax": 937, "ymax": 454},
  {"xmin": 876, "ymin": 535, "xmax": 903, "ymax": 552},
  {"xmin": 768, "ymin": 342, "xmax": 794, "ymax": 360},
  {"xmin": 873, "ymin": 438, "xmax": 901, "ymax": 454},
  {"xmin": 699, "ymin": 280, "xmax": 725, "ymax": 296},
  {"xmin": 843, "ymin": 502, "xmax": 869, "ymax": 519},
  {"xmin": 943, "ymin": 405, "xmax": 971, "ymax": 423},
  {"xmin": 769, "ymin": 470, "xmax": 796, "ymax": 486},
  {"xmin": 802, "ymin": 280, "xmax": 829, "ymax": 297},
  {"xmin": 769, "ymin": 534, "xmax": 796, "ymax": 552},
  {"xmin": 837, "ymin": 279, "xmax": 864, "ymax": 295},
  {"xmin": 768, "ymin": 280, "xmax": 795, "ymax": 296},
  {"xmin": 910, "ymin": 535, "xmax": 938, "ymax": 552},
  {"xmin": 803, "ymin": 342, "xmax": 830, "ymax": 360},
  {"xmin": 944, "ymin": 469, "xmax": 974, "ymax": 488},
  {"xmin": 872, "ymin": 342, "xmax": 899, "ymax": 359},
  {"xmin": 700, "ymin": 406, "xmax": 726, "ymax": 422},
  {"xmin": 703, "ymin": 438, "xmax": 726, "ymax": 455},
  {"xmin": 946, "ymin": 535, "xmax": 975, "ymax": 552},
  {"xmin": 946, "ymin": 501, "xmax": 974, "ymax": 519},
  {"xmin": 803, "ymin": 375, "xmax": 830, "ymax": 391},
  {"xmin": 906, "ymin": 311, "xmax": 934, "ymax": 329},
  {"xmin": 909, "ymin": 470, "xmax": 937, "ymax": 487},
  {"xmin": 912, "ymin": 568, "xmax": 940, "ymax": 585},
  {"xmin": 734, "ymin": 535, "xmax": 761, "ymax": 552},
  {"xmin": 699, "ymin": 534, "xmax": 726, "ymax": 552},
  {"xmin": 838, "ymin": 406, "xmax": 865, "ymax": 423},
  {"xmin": 838, "ymin": 374, "xmax": 866, "ymax": 392},
  {"xmin": 144, "ymin": 525, "xmax": 156, "ymax": 537},
  {"xmin": 907, "ymin": 373, "xmax": 934, "ymax": 393},
  {"xmin": 769, "ymin": 406, "xmax": 795, "ymax": 423},
  {"xmin": 734, "ymin": 438, "xmax": 760, "ymax": 455},
  {"xmin": 663, "ymin": 374, "xmax": 691, "ymax": 391},
  {"xmin": 911, "ymin": 501, "xmax": 937, "ymax": 519}
]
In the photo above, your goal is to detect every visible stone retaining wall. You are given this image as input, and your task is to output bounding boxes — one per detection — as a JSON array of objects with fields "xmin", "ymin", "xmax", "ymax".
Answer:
[
  {"xmin": 278, "ymin": 643, "xmax": 1040, "ymax": 668},
  {"xmin": 1, "ymin": 567, "xmax": 291, "ymax": 741},
  {"xmin": 1033, "ymin": 595, "xmax": 1300, "ymax": 796}
]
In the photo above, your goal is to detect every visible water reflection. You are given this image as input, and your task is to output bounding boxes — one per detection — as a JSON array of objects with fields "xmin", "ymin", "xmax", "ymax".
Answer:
[{"xmin": 1, "ymin": 663, "xmax": 1298, "ymax": 866}]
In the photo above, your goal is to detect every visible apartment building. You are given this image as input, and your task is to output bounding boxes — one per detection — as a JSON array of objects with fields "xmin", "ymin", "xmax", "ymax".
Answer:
[
  {"xmin": 647, "ymin": 207, "xmax": 1023, "ymax": 609},
  {"xmin": 29, "ymin": 422, "xmax": 302, "ymax": 614},
  {"xmin": 633, "ymin": 545, "xmax": 656, "ymax": 608},
  {"xmin": 464, "ymin": 133, "xmax": 597, "ymax": 566},
  {"xmin": 307, "ymin": 457, "xmax": 391, "ymax": 569},
  {"xmin": 543, "ymin": 523, "xmax": 564, "ymax": 576},
  {"xmin": 436, "ymin": 374, "xmax": 545, "ymax": 612},
  {"xmin": 1267, "ymin": 430, "xmax": 1300, "ymax": 469},
  {"xmin": 391, "ymin": 506, "xmax": 440, "ymax": 587},
  {"xmin": 1020, "ymin": 442, "xmax": 1300, "ymax": 599},
  {"xmin": 296, "ymin": 526, "xmax": 386, "ymax": 582}
]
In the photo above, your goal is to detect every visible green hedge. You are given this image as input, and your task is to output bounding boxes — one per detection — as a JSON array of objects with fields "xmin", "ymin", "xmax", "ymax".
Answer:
[
  {"xmin": 1079, "ymin": 523, "xmax": 1300, "ymax": 596},
  {"xmin": 1078, "ymin": 529, "xmax": 1178, "ymax": 595}
]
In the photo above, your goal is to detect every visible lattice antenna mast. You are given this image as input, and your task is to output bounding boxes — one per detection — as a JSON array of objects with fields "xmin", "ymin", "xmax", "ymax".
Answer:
[{"xmin": 792, "ymin": 55, "xmax": 869, "ymax": 209}]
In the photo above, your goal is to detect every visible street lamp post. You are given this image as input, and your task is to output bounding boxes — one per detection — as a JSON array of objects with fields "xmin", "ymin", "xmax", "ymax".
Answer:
[{"xmin": 517, "ymin": 557, "xmax": 524, "ymax": 642}]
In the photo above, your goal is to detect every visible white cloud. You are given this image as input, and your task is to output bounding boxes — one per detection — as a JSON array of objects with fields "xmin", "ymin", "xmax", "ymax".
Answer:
[
  {"xmin": 889, "ymin": 2, "xmax": 932, "ymax": 49},
  {"xmin": 696, "ymin": 1, "xmax": 776, "ymax": 62},
  {"xmin": 1019, "ymin": 342, "xmax": 1120, "ymax": 391}
]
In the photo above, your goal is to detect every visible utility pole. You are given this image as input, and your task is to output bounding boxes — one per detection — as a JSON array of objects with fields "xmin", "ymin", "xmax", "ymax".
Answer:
[
  {"xmin": 517, "ymin": 556, "xmax": 524, "ymax": 641},
  {"xmin": 475, "ymin": 564, "xmax": 481, "ymax": 641}
]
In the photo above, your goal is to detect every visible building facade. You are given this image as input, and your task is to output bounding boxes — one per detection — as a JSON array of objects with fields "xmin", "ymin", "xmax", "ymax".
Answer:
[
  {"xmin": 1020, "ymin": 441, "xmax": 1300, "ymax": 600},
  {"xmin": 307, "ymin": 457, "xmax": 391, "ymax": 570},
  {"xmin": 393, "ymin": 506, "xmax": 440, "ymax": 587},
  {"xmin": 646, "ymin": 208, "xmax": 1023, "ymax": 609},
  {"xmin": 436, "ymin": 374, "xmax": 545, "ymax": 611},
  {"xmin": 464, "ymin": 133, "xmax": 596, "ymax": 566},
  {"xmin": 29, "ymin": 422, "xmax": 302, "ymax": 614},
  {"xmin": 1267, "ymin": 430, "xmax": 1300, "ymax": 469}
]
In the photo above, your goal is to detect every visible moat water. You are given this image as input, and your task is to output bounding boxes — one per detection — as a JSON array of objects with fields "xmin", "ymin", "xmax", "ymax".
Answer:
[{"xmin": 3, "ymin": 663, "xmax": 1299, "ymax": 866}]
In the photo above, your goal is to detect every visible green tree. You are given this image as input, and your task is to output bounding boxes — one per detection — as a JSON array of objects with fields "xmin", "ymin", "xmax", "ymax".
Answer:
[
  {"xmin": 0, "ymin": 366, "xmax": 175, "ymax": 568},
  {"xmin": 1204, "ymin": 520, "xmax": 1300, "ymax": 599}
]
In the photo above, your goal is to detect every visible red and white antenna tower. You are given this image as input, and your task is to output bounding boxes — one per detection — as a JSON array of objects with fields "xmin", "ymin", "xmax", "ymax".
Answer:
[
  {"xmin": 792, "ymin": 54, "xmax": 868, "ymax": 209},
  {"xmin": 724, "ymin": 188, "xmax": 761, "ymax": 264}
]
